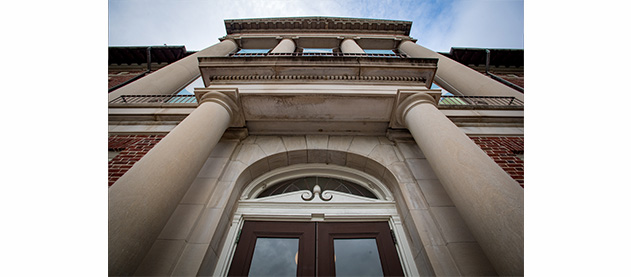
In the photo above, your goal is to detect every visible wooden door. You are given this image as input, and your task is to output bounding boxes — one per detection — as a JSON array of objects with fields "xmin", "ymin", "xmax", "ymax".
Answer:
[{"xmin": 228, "ymin": 221, "xmax": 403, "ymax": 276}]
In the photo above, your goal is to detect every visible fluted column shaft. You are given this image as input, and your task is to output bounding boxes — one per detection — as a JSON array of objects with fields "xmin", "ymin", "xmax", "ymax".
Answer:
[
  {"xmin": 340, "ymin": 38, "xmax": 365, "ymax": 54},
  {"xmin": 398, "ymin": 40, "xmax": 523, "ymax": 101},
  {"xmin": 270, "ymin": 38, "xmax": 296, "ymax": 53},
  {"xmin": 397, "ymin": 93, "xmax": 524, "ymax": 276},
  {"xmin": 108, "ymin": 92, "xmax": 237, "ymax": 276},
  {"xmin": 108, "ymin": 39, "xmax": 238, "ymax": 102}
]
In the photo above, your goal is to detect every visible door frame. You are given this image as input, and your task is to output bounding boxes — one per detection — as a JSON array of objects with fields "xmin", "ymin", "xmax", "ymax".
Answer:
[
  {"xmin": 227, "ymin": 221, "xmax": 404, "ymax": 276},
  {"xmin": 212, "ymin": 164, "xmax": 420, "ymax": 276},
  {"xmin": 213, "ymin": 203, "xmax": 419, "ymax": 276}
]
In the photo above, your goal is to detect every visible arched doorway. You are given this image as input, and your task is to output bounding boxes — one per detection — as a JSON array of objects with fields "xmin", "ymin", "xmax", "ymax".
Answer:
[{"xmin": 211, "ymin": 164, "xmax": 420, "ymax": 276}]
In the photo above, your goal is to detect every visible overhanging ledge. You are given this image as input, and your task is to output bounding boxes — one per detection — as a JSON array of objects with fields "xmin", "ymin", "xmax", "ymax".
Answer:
[{"xmin": 198, "ymin": 56, "xmax": 438, "ymax": 87}]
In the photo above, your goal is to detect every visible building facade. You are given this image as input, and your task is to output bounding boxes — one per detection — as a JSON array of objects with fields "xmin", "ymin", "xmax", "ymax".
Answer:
[{"xmin": 108, "ymin": 17, "xmax": 524, "ymax": 276}]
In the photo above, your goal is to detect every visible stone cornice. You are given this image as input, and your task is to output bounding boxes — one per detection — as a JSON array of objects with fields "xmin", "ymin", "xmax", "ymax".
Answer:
[
  {"xmin": 225, "ymin": 17, "xmax": 412, "ymax": 36},
  {"xmin": 199, "ymin": 56, "xmax": 437, "ymax": 86}
]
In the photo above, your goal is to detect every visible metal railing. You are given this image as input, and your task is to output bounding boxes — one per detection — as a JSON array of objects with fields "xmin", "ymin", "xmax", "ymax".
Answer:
[
  {"xmin": 229, "ymin": 52, "xmax": 406, "ymax": 58},
  {"xmin": 109, "ymin": 94, "xmax": 197, "ymax": 104},
  {"xmin": 109, "ymin": 94, "xmax": 523, "ymax": 109},
  {"xmin": 439, "ymin": 95, "xmax": 523, "ymax": 108}
]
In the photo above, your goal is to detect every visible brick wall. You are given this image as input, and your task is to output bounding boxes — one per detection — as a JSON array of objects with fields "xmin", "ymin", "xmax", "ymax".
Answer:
[
  {"xmin": 108, "ymin": 135, "xmax": 165, "ymax": 186},
  {"xmin": 470, "ymin": 136, "xmax": 524, "ymax": 187},
  {"xmin": 492, "ymin": 72, "xmax": 524, "ymax": 88},
  {"xmin": 108, "ymin": 70, "xmax": 147, "ymax": 90}
]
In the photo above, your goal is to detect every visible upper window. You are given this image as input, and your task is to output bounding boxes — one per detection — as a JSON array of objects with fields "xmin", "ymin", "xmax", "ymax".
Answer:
[
  {"xmin": 236, "ymin": 49, "xmax": 270, "ymax": 54},
  {"xmin": 302, "ymin": 48, "xmax": 334, "ymax": 54},
  {"xmin": 363, "ymin": 49, "xmax": 396, "ymax": 55}
]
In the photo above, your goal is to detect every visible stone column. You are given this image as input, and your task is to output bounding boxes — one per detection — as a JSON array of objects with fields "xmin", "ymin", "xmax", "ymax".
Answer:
[
  {"xmin": 108, "ymin": 39, "xmax": 238, "ymax": 102},
  {"xmin": 108, "ymin": 91, "xmax": 239, "ymax": 276},
  {"xmin": 340, "ymin": 38, "xmax": 365, "ymax": 54},
  {"xmin": 398, "ymin": 40, "xmax": 523, "ymax": 102},
  {"xmin": 270, "ymin": 38, "xmax": 296, "ymax": 53},
  {"xmin": 395, "ymin": 92, "xmax": 524, "ymax": 276}
]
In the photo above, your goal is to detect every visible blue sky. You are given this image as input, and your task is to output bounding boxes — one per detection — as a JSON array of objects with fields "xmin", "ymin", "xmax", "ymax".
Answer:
[{"xmin": 108, "ymin": 0, "xmax": 524, "ymax": 53}]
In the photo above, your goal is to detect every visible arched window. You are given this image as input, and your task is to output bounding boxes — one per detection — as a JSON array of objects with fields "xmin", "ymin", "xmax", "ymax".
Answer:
[
  {"xmin": 257, "ymin": 176, "xmax": 377, "ymax": 199},
  {"xmin": 212, "ymin": 164, "xmax": 420, "ymax": 276}
]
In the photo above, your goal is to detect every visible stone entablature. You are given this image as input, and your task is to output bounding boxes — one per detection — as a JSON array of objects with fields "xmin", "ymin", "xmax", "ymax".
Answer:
[
  {"xmin": 198, "ymin": 56, "xmax": 437, "ymax": 86},
  {"xmin": 225, "ymin": 17, "xmax": 412, "ymax": 36},
  {"xmin": 227, "ymin": 35, "xmax": 408, "ymax": 51}
]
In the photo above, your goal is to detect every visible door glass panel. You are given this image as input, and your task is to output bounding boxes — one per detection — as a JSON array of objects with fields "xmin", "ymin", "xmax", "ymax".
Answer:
[
  {"xmin": 334, "ymin": 238, "xmax": 383, "ymax": 276},
  {"xmin": 248, "ymin": 238, "xmax": 299, "ymax": 277}
]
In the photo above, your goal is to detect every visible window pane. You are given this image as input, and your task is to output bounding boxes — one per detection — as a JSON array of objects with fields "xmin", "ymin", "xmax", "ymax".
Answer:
[
  {"xmin": 303, "ymin": 48, "xmax": 333, "ymax": 53},
  {"xmin": 334, "ymin": 238, "xmax": 383, "ymax": 276},
  {"xmin": 237, "ymin": 49, "xmax": 270, "ymax": 54},
  {"xmin": 364, "ymin": 49, "xmax": 395, "ymax": 55},
  {"xmin": 249, "ymin": 238, "xmax": 299, "ymax": 277}
]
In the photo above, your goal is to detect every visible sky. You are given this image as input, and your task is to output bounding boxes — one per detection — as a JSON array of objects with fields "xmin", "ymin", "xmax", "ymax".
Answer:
[{"xmin": 108, "ymin": 0, "xmax": 524, "ymax": 53}]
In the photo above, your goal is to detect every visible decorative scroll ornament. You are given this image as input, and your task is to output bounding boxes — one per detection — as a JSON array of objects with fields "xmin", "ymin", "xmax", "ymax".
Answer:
[{"xmin": 301, "ymin": 185, "xmax": 333, "ymax": 201}]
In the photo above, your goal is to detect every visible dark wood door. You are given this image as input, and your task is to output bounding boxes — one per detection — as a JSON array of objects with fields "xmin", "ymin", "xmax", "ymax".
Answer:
[
  {"xmin": 228, "ymin": 221, "xmax": 403, "ymax": 277},
  {"xmin": 317, "ymin": 222, "xmax": 404, "ymax": 277},
  {"xmin": 227, "ymin": 221, "xmax": 316, "ymax": 276}
]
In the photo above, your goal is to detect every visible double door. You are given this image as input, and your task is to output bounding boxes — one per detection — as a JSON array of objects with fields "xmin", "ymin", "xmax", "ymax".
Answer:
[{"xmin": 228, "ymin": 221, "xmax": 404, "ymax": 276}]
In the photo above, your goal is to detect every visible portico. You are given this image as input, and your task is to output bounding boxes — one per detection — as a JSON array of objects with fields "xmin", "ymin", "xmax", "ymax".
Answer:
[{"xmin": 108, "ymin": 16, "xmax": 524, "ymax": 276}]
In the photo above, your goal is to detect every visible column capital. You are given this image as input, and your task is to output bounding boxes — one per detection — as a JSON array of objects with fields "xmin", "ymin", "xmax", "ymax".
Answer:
[
  {"xmin": 195, "ymin": 88, "xmax": 245, "ymax": 127},
  {"xmin": 275, "ymin": 36, "xmax": 294, "ymax": 40},
  {"xmin": 337, "ymin": 36, "xmax": 361, "ymax": 40},
  {"xmin": 392, "ymin": 90, "xmax": 441, "ymax": 128}
]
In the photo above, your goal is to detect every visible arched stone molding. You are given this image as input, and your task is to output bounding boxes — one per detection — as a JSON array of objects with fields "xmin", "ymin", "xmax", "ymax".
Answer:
[
  {"xmin": 241, "ymin": 163, "xmax": 394, "ymax": 201},
  {"xmin": 197, "ymin": 147, "xmax": 434, "ymax": 275}
]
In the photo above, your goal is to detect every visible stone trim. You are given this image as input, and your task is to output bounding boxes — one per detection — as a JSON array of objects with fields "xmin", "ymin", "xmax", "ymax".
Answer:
[
  {"xmin": 225, "ymin": 17, "xmax": 412, "ymax": 36},
  {"xmin": 208, "ymin": 74, "xmax": 427, "ymax": 82},
  {"xmin": 199, "ymin": 56, "xmax": 438, "ymax": 86}
]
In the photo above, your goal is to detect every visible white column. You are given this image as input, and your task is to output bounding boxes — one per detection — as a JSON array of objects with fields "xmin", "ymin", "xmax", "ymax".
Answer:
[
  {"xmin": 108, "ymin": 39, "xmax": 238, "ymax": 102},
  {"xmin": 340, "ymin": 38, "xmax": 365, "ymax": 54},
  {"xmin": 270, "ymin": 38, "xmax": 296, "ymax": 53},
  {"xmin": 396, "ymin": 92, "xmax": 524, "ymax": 276},
  {"xmin": 108, "ymin": 91, "xmax": 239, "ymax": 276},
  {"xmin": 398, "ymin": 40, "xmax": 523, "ymax": 102}
]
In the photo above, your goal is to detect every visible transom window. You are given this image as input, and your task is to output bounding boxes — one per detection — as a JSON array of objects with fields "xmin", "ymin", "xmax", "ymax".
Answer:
[{"xmin": 257, "ymin": 176, "xmax": 377, "ymax": 199}]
